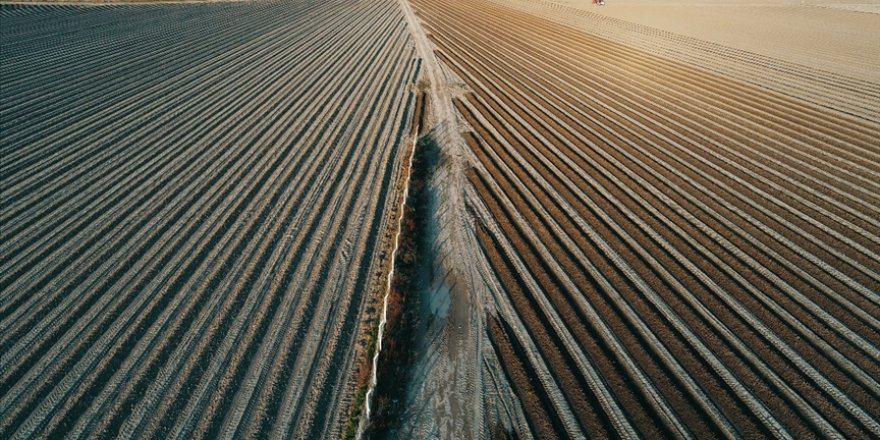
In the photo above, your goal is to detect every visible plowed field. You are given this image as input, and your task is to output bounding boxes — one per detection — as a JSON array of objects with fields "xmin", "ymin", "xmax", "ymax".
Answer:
[
  {"xmin": 0, "ymin": 1, "xmax": 419, "ymax": 438},
  {"xmin": 408, "ymin": 0, "xmax": 880, "ymax": 437}
]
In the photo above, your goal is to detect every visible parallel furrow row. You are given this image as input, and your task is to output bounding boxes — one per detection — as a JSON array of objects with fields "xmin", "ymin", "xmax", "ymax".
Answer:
[
  {"xmin": 411, "ymin": 0, "xmax": 880, "ymax": 438},
  {"xmin": 0, "ymin": 1, "xmax": 418, "ymax": 439}
]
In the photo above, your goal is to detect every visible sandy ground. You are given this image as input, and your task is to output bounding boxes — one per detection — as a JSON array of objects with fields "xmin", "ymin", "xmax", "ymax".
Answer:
[
  {"xmin": 391, "ymin": 0, "xmax": 489, "ymax": 438},
  {"xmin": 550, "ymin": 0, "xmax": 880, "ymax": 82}
]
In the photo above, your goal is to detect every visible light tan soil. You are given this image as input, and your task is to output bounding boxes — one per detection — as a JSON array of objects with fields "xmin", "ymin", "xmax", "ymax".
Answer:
[{"xmin": 543, "ymin": 0, "xmax": 880, "ymax": 82}]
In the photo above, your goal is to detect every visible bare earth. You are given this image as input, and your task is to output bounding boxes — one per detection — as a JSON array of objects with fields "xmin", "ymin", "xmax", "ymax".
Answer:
[
  {"xmin": 397, "ymin": 0, "xmax": 880, "ymax": 438},
  {"xmin": 553, "ymin": 0, "xmax": 880, "ymax": 82},
  {"xmin": 0, "ymin": 1, "xmax": 419, "ymax": 438},
  {"xmin": 2, "ymin": 0, "xmax": 878, "ymax": 439}
]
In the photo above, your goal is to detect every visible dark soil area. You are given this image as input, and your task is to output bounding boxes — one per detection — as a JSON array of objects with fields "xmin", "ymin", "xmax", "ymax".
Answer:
[{"xmin": 364, "ymin": 133, "xmax": 440, "ymax": 439}]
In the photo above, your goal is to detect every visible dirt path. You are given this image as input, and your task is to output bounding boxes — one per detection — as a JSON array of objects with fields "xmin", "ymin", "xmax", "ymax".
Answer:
[{"xmin": 389, "ymin": 0, "xmax": 493, "ymax": 438}]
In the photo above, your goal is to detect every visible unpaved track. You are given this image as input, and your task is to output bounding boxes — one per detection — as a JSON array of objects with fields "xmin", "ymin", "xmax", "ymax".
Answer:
[
  {"xmin": 388, "ymin": 0, "xmax": 497, "ymax": 437},
  {"xmin": 0, "ymin": 1, "xmax": 419, "ymax": 438},
  {"xmin": 411, "ymin": 0, "xmax": 880, "ymax": 437}
]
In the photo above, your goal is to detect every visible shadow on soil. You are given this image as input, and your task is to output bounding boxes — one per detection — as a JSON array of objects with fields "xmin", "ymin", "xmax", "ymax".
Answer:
[{"xmin": 363, "ymin": 133, "xmax": 441, "ymax": 439}]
